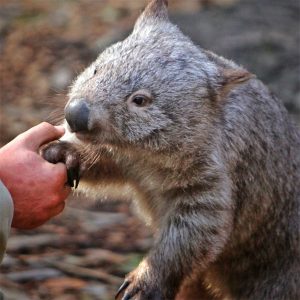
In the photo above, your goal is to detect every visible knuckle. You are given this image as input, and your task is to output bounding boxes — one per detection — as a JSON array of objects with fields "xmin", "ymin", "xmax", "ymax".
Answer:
[
  {"xmin": 38, "ymin": 122, "xmax": 56, "ymax": 136},
  {"xmin": 50, "ymin": 202, "xmax": 65, "ymax": 218},
  {"xmin": 51, "ymin": 194, "xmax": 62, "ymax": 204},
  {"xmin": 55, "ymin": 163, "xmax": 68, "ymax": 180},
  {"xmin": 62, "ymin": 187, "xmax": 71, "ymax": 198},
  {"xmin": 55, "ymin": 161, "xmax": 67, "ymax": 173},
  {"xmin": 40, "ymin": 122, "xmax": 53, "ymax": 131},
  {"xmin": 57, "ymin": 202, "xmax": 65, "ymax": 213},
  {"xmin": 46, "ymin": 194, "xmax": 64, "ymax": 208}
]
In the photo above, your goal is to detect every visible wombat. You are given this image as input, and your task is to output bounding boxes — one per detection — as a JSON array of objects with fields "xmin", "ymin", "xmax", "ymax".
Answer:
[{"xmin": 42, "ymin": 0, "xmax": 300, "ymax": 299}]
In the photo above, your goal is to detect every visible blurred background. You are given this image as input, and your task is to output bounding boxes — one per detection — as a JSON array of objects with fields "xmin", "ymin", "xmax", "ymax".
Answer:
[{"xmin": 0, "ymin": 0, "xmax": 299, "ymax": 299}]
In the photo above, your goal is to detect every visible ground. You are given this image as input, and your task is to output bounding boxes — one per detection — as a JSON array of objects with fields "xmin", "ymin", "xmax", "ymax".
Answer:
[{"xmin": 0, "ymin": 0, "xmax": 299, "ymax": 299}]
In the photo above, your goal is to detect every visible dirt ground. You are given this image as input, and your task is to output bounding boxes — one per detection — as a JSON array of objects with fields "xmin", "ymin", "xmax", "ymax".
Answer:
[{"xmin": 0, "ymin": 0, "xmax": 299, "ymax": 299}]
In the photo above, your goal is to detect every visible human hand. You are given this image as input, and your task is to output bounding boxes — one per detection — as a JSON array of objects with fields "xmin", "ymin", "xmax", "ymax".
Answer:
[{"xmin": 0, "ymin": 122, "xmax": 71, "ymax": 229}]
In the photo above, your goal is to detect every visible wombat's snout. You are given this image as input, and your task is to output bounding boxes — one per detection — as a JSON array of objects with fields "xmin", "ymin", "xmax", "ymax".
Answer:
[{"xmin": 65, "ymin": 98, "xmax": 90, "ymax": 132}]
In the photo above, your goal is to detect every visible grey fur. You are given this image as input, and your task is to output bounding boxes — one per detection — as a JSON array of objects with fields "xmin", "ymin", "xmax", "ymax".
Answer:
[{"xmin": 42, "ymin": 1, "xmax": 300, "ymax": 299}]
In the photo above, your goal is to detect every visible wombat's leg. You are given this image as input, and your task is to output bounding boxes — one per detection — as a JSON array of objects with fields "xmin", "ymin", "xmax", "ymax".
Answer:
[
  {"xmin": 116, "ymin": 184, "xmax": 232, "ymax": 300},
  {"xmin": 40, "ymin": 141, "xmax": 83, "ymax": 188},
  {"xmin": 176, "ymin": 273, "xmax": 220, "ymax": 300}
]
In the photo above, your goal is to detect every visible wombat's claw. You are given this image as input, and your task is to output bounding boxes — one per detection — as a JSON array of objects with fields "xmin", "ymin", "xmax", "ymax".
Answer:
[
  {"xmin": 115, "ymin": 280, "xmax": 130, "ymax": 300},
  {"xmin": 67, "ymin": 167, "xmax": 80, "ymax": 188},
  {"xmin": 122, "ymin": 294, "xmax": 132, "ymax": 300},
  {"xmin": 74, "ymin": 175, "xmax": 80, "ymax": 189}
]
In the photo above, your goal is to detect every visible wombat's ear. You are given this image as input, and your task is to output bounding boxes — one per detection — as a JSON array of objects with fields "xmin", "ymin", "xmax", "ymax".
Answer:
[
  {"xmin": 219, "ymin": 68, "xmax": 256, "ymax": 98},
  {"xmin": 134, "ymin": 0, "xmax": 169, "ymax": 29}
]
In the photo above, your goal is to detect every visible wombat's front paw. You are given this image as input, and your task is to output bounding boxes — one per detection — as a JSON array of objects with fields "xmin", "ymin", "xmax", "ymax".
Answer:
[
  {"xmin": 40, "ymin": 141, "xmax": 81, "ymax": 188},
  {"xmin": 116, "ymin": 262, "xmax": 163, "ymax": 300}
]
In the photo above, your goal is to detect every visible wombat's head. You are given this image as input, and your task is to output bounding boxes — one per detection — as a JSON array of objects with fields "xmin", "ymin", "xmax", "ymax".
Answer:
[{"xmin": 65, "ymin": 0, "xmax": 253, "ymax": 151}]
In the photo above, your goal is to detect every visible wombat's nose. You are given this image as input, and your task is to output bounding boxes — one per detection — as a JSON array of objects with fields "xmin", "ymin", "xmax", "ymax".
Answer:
[{"xmin": 65, "ymin": 99, "xmax": 90, "ymax": 132}]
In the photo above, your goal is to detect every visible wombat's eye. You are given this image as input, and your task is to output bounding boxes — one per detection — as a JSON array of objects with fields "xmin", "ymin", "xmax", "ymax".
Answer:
[
  {"xmin": 133, "ymin": 95, "xmax": 147, "ymax": 106},
  {"xmin": 128, "ymin": 90, "xmax": 152, "ymax": 108},
  {"xmin": 93, "ymin": 68, "xmax": 97, "ymax": 75},
  {"xmin": 126, "ymin": 89, "xmax": 153, "ymax": 111}
]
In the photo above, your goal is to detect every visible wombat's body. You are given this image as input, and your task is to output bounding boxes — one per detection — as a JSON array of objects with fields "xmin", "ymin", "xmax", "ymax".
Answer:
[{"xmin": 43, "ymin": 1, "xmax": 300, "ymax": 299}]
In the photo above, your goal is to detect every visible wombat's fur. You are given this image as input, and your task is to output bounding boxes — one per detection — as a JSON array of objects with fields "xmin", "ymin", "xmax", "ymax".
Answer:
[{"xmin": 42, "ymin": 1, "xmax": 300, "ymax": 299}]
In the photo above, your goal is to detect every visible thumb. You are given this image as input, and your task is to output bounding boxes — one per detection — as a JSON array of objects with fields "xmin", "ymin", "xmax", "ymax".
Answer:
[{"xmin": 20, "ymin": 122, "xmax": 65, "ymax": 150}]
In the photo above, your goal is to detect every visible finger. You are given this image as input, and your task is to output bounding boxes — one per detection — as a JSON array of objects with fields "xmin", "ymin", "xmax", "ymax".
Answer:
[
  {"xmin": 14, "ymin": 201, "xmax": 65, "ymax": 230},
  {"xmin": 47, "ymin": 186, "xmax": 70, "ymax": 208},
  {"xmin": 21, "ymin": 122, "xmax": 65, "ymax": 151},
  {"xmin": 60, "ymin": 184, "xmax": 72, "ymax": 201},
  {"xmin": 49, "ymin": 201, "xmax": 65, "ymax": 218},
  {"xmin": 47, "ymin": 163, "xmax": 72, "ymax": 194},
  {"xmin": 50, "ymin": 162, "xmax": 68, "ymax": 184},
  {"xmin": 62, "ymin": 184, "xmax": 72, "ymax": 197},
  {"xmin": 54, "ymin": 163, "xmax": 72, "ymax": 195}
]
